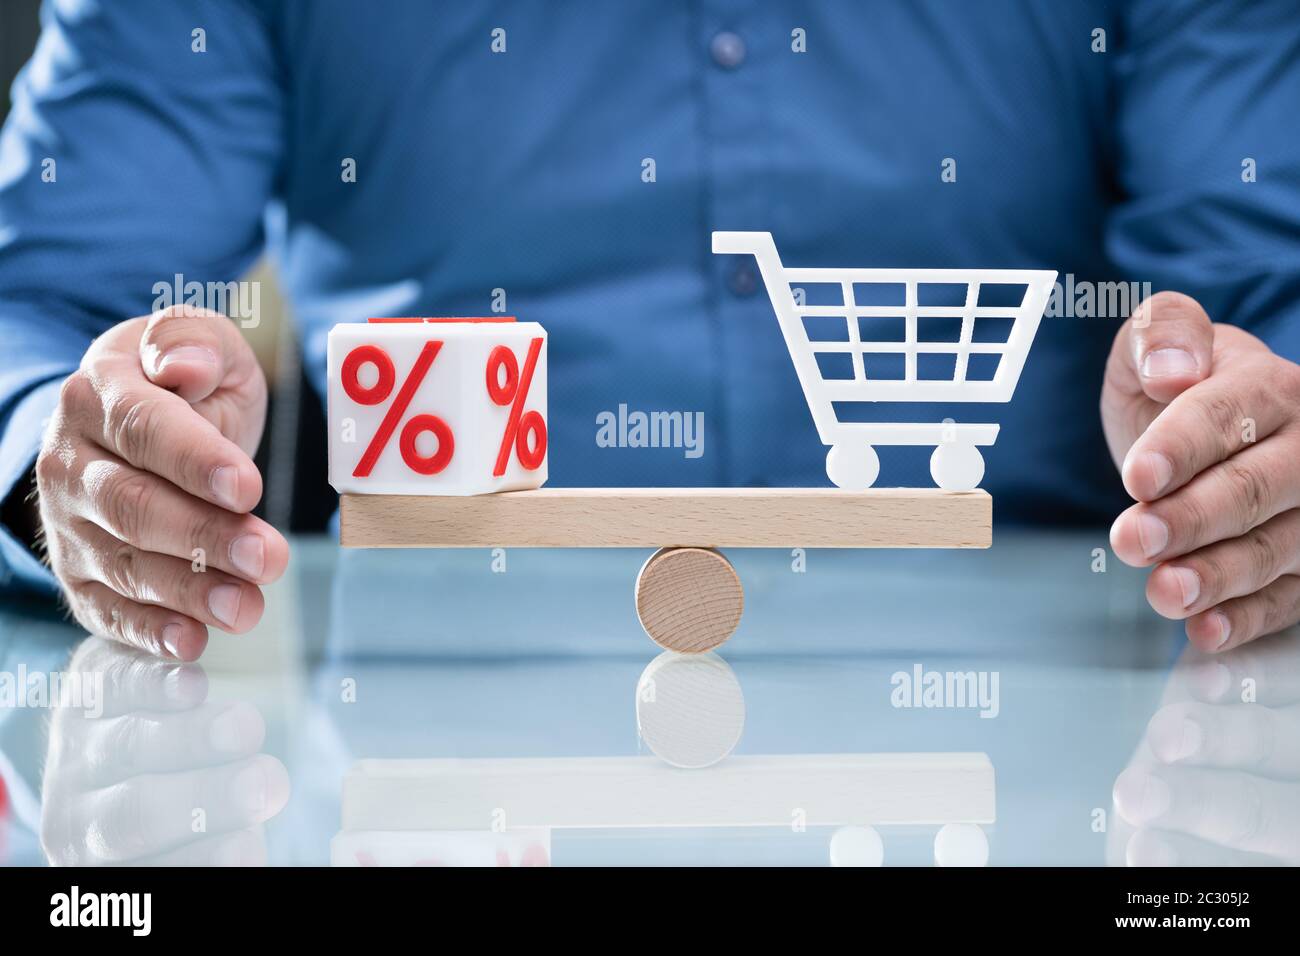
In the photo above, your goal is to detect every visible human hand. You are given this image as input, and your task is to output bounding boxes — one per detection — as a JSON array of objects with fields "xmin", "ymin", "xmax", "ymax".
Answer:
[
  {"xmin": 1109, "ymin": 634, "xmax": 1300, "ymax": 865},
  {"xmin": 40, "ymin": 637, "xmax": 290, "ymax": 865},
  {"xmin": 1102, "ymin": 292, "xmax": 1300, "ymax": 652},
  {"xmin": 35, "ymin": 306, "xmax": 289, "ymax": 660}
]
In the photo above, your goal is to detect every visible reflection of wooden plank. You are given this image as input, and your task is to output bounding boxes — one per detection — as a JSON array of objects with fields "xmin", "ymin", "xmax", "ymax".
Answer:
[
  {"xmin": 340, "ymin": 754, "xmax": 996, "ymax": 830},
  {"xmin": 340, "ymin": 488, "xmax": 991, "ymax": 549}
]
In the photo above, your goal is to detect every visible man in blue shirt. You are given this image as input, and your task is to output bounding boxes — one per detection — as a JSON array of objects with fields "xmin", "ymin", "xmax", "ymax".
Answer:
[{"xmin": 1, "ymin": 1, "xmax": 1298, "ymax": 660}]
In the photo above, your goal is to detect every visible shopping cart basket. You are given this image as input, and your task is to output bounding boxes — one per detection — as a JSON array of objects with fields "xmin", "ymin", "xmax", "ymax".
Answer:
[{"xmin": 713, "ymin": 232, "xmax": 1056, "ymax": 491}]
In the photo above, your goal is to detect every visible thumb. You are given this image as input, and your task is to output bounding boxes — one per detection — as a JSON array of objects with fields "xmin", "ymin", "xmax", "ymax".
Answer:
[
  {"xmin": 138, "ymin": 305, "xmax": 253, "ymax": 404},
  {"xmin": 1125, "ymin": 291, "xmax": 1215, "ymax": 404}
]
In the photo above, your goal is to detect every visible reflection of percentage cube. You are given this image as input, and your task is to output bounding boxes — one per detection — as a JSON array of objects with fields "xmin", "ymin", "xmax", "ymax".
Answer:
[{"xmin": 327, "ymin": 317, "xmax": 548, "ymax": 496}]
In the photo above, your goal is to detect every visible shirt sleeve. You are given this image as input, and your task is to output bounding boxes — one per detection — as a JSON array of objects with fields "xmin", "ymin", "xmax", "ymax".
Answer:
[
  {"xmin": 0, "ymin": 0, "xmax": 283, "ymax": 593},
  {"xmin": 1107, "ymin": 0, "xmax": 1300, "ymax": 363}
]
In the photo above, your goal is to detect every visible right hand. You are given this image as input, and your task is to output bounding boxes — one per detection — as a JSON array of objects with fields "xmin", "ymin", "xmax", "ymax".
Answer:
[
  {"xmin": 1109, "ymin": 632, "xmax": 1300, "ymax": 865},
  {"xmin": 36, "ymin": 306, "xmax": 289, "ymax": 660}
]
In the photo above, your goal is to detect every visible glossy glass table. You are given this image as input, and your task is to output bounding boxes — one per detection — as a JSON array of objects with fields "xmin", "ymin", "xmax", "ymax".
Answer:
[{"xmin": 1, "ymin": 532, "xmax": 1295, "ymax": 866}]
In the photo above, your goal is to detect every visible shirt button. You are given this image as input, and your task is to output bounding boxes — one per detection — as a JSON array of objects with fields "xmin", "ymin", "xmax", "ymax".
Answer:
[
  {"xmin": 728, "ymin": 262, "xmax": 759, "ymax": 297},
  {"xmin": 710, "ymin": 31, "xmax": 746, "ymax": 69}
]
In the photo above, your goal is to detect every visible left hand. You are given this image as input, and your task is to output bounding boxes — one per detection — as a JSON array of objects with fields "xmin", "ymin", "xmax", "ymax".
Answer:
[{"xmin": 1103, "ymin": 291, "xmax": 1300, "ymax": 652}]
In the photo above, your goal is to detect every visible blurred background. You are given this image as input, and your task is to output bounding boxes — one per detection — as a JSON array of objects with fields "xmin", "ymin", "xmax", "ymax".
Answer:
[{"xmin": 0, "ymin": 0, "xmax": 334, "ymax": 532}]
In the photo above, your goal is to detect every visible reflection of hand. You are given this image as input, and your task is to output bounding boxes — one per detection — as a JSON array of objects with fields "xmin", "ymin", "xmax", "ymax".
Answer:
[
  {"xmin": 40, "ymin": 637, "xmax": 290, "ymax": 865},
  {"xmin": 1103, "ymin": 293, "xmax": 1300, "ymax": 651},
  {"xmin": 35, "ymin": 307, "xmax": 289, "ymax": 660},
  {"xmin": 1110, "ymin": 634, "xmax": 1300, "ymax": 865}
]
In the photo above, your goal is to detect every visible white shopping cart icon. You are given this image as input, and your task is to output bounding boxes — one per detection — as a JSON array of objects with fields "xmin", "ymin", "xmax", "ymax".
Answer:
[{"xmin": 713, "ymin": 231, "xmax": 1057, "ymax": 491}]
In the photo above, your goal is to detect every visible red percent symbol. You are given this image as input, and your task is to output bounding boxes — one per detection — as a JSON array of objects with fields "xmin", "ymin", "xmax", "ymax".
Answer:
[
  {"xmin": 341, "ymin": 341, "xmax": 454, "ymax": 477},
  {"xmin": 485, "ymin": 337, "xmax": 546, "ymax": 476}
]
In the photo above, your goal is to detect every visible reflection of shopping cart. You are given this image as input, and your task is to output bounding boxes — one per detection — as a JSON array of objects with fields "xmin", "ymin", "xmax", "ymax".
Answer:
[{"xmin": 714, "ymin": 232, "xmax": 1057, "ymax": 491}]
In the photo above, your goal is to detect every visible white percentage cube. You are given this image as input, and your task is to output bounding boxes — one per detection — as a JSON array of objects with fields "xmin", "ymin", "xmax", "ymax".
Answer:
[{"xmin": 327, "ymin": 318, "xmax": 548, "ymax": 496}]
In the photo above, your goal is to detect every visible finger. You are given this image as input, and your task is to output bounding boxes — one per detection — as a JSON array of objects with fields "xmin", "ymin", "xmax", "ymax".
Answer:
[
  {"xmin": 138, "ymin": 306, "xmax": 243, "ymax": 405},
  {"xmin": 1110, "ymin": 435, "xmax": 1299, "ymax": 566},
  {"xmin": 67, "ymin": 522, "xmax": 266, "ymax": 634},
  {"xmin": 75, "ymin": 458, "xmax": 288, "ymax": 585},
  {"xmin": 75, "ymin": 754, "xmax": 290, "ymax": 863},
  {"xmin": 61, "ymin": 636, "xmax": 209, "ymax": 719},
  {"xmin": 1118, "ymin": 361, "xmax": 1291, "ymax": 502},
  {"xmin": 1112, "ymin": 765, "xmax": 1300, "ymax": 861},
  {"xmin": 1124, "ymin": 828, "xmax": 1278, "ymax": 866},
  {"xmin": 138, "ymin": 306, "xmax": 269, "ymax": 457},
  {"xmin": 1185, "ymin": 574, "xmax": 1300, "ymax": 653},
  {"xmin": 69, "ymin": 579, "xmax": 209, "ymax": 662},
  {"xmin": 1110, "ymin": 292, "xmax": 1215, "ymax": 407},
  {"xmin": 75, "ymin": 702, "xmax": 266, "ymax": 788},
  {"xmin": 1146, "ymin": 509, "xmax": 1300, "ymax": 619},
  {"xmin": 132, "ymin": 827, "xmax": 268, "ymax": 867},
  {"xmin": 1184, "ymin": 638, "xmax": 1300, "ymax": 706},
  {"xmin": 68, "ymin": 367, "xmax": 262, "ymax": 513},
  {"xmin": 1145, "ymin": 701, "xmax": 1300, "ymax": 777}
]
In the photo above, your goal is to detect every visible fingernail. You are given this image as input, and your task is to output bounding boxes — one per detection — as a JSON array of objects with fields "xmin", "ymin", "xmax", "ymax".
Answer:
[
  {"xmin": 158, "ymin": 345, "xmax": 218, "ymax": 371},
  {"xmin": 1138, "ymin": 451, "xmax": 1174, "ymax": 497},
  {"xmin": 1212, "ymin": 610, "xmax": 1232, "ymax": 649},
  {"xmin": 1142, "ymin": 348, "xmax": 1198, "ymax": 378},
  {"xmin": 1171, "ymin": 566, "xmax": 1200, "ymax": 608},
  {"xmin": 210, "ymin": 466, "xmax": 239, "ymax": 509},
  {"xmin": 229, "ymin": 534, "xmax": 265, "ymax": 580},
  {"xmin": 210, "ymin": 705, "xmax": 254, "ymax": 754},
  {"xmin": 208, "ymin": 583, "xmax": 242, "ymax": 628},
  {"xmin": 1137, "ymin": 513, "xmax": 1169, "ymax": 559},
  {"xmin": 1113, "ymin": 769, "xmax": 1171, "ymax": 825},
  {"xmin": 162, "ymin": 622, "xmax": 184, "ymax": 658},
  {"xmin": 233, "ymin": 763, "xmax": 268, "ymax": 817}
]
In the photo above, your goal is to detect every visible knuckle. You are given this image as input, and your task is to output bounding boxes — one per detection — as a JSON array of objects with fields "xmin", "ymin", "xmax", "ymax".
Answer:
[
  {"xmin": 109, "ymin": 394, "xmax": 163, "ymax": 465},
  {"xmin": 1219, "ymin": 459, "xmax": 1269, "ymax": 530},
  {"xmin": 1245, "ymin": 523, "xmax": 1282, "ymax": 583},
  {"xmin": 1276, "ymin": 361, "xmax": 1300, "ymax": 405},
  {"xmin": 39, "ymin": 811, "xmax": 76, "ymax": 865},
  {"xmin": 1258, "ymin": 581, "xmax": 1291, "ymax": 628},
  {"xmin": 58, "ymin": 370, "xmax": 94, "ymax": 411},
  {"xmin": 1173, "ymin": 494, "xmax": 1211, "ymax": 547},
  {"xmin": 170, "ymin": 438, "xmax": 205, "ymax": 490},
  {"xmin": 185, "ymin": 506, "xmax": 228, "ymax": 562},
  {"xmin": 102, "ymin": 542, "xmax": 142, "ymax": 598},
  {"xmin": 104, "ymin": 470, "xmax": 155, "ymax": 542},
  {"xmin": 34, "ymin": 443, "xmax": 61, "ymax": 486},
  {"xmin": 1200, "ymin": 394, "xmax": 1243, "ymax": 451},
  {"xmin": 173, "ymin": 560, "xmax": 209, "ymax": 609}
]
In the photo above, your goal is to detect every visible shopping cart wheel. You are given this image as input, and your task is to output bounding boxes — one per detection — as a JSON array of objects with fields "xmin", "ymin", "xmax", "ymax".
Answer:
[
  {"xmin": 826, "ymin": 444, "xmax": 880, "ymax": 490},
  {"xmin": 930, "ymin": 443, "xmax": 984, "ymax": 492},
  {"xmin": 933, "ymin": 823, "xmax": 989, "ymax": 867}
]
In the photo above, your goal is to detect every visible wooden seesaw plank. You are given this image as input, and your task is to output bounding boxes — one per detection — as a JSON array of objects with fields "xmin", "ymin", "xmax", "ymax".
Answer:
[
  {"xmin": 339, "ymin": 487, "xmax": 991, "ymax": 549},
  {"xmin": 339, "ymin": 754, "xmax": 996, "ymax": 830}
]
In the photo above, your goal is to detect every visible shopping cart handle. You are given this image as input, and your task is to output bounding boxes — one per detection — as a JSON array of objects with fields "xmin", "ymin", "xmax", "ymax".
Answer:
[{"xmin": 712, "ymin": 231, "xmax": 780, "ymax": 258}]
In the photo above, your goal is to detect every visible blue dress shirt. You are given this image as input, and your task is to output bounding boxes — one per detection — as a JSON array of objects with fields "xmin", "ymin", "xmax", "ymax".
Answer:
[{"xmin": 2, "ymin": 0, "xmax": 1299, "ymax": 592}]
